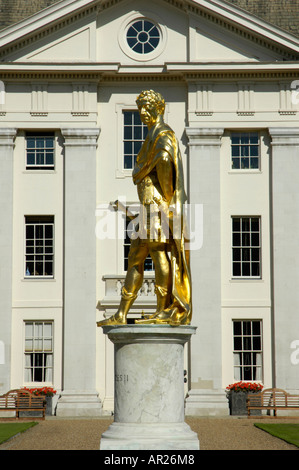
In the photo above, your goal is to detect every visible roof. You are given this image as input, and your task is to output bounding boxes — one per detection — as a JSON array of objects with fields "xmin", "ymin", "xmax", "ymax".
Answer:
[
  {"xmin": 225, "ymin": 0, "xmax": 299, "ymax": 38},
  {"xmin": 0, "ymin": 0, "xmax": 60, "ymax": 30},
  {"xmin": 0, "ymin": 0, "xmax": 298, "ymax": 39}
]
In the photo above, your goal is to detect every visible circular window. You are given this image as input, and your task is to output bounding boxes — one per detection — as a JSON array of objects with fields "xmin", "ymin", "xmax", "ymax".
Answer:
[{"xmin": 126, "ymin": 19, "xmax": 160, "ymax": 54}]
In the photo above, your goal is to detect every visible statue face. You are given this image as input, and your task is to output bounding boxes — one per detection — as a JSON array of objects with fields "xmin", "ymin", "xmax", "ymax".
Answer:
[{"xmin": 138, "ymin": 101, "xmax": 159, "ymax": 128}]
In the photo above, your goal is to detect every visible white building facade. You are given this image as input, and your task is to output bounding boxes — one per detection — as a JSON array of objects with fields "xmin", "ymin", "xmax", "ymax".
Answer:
[{"xmin": 0, "ymin": 0, "xmax": 298, "ymax": 416}]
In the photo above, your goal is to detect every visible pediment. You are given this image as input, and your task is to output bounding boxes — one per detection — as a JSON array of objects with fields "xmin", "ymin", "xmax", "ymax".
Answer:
[
  {"xmin": 0, "ymin": 7, "xmax": 96, "ymax": 62},
  {"xmin": 192, "ymin": 16, "xmax": 285, "ymax": 62},
  {"xmin": 0, "ymin": 0, "xmax": 298, "ymax": 65}
]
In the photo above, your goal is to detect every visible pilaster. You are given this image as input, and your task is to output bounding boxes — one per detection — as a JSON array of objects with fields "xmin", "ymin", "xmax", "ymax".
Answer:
[
  {"xmin": 269, "ymin": 127, "xmax": 299, "ymax": 392},
  {"xmin": 0, "ymin": 128, "xmax": 17, "ymax": 393},
  {"xmin": 185, "ymin": 127, "xmax": 228, "ymax": 416},
  {"xmin": 56, "ymin": 127, "xmax": 102, "ymax": 416}
]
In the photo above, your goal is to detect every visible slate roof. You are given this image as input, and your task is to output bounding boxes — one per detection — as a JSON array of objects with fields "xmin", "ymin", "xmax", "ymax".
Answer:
[
  {"xmin": 0, "ymin": 0, "xmax": 298, "ymax": 38},
  {"xmin": 0, "ymin": 0, "xmax": 59, "ymax": 30},
  {"xmin": 225, "ymin": 0, "xmax": 299, "ymax": 38}
]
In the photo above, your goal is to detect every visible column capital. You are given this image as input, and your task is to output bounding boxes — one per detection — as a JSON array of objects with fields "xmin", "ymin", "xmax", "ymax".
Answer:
[
  {"xmin": 185, "ymin": 127, "xmax": 224, "ymax": 146},
  {"xmin": 0, "ymin": 128, "xmax": 17, "ymax": 146},
  {"xmin": 61, "ymin": 127, "xmax": 100, "ymax": 147},
  {"xmin": 269, "ymin": 127, "xmax": 299, "ymax": 146}
]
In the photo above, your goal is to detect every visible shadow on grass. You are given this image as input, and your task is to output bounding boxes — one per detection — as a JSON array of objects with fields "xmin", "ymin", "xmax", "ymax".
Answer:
[
  {"xmin": 0, "ymin": 422, "xmax": 38, "ymax": 445},
  {"xmin": 254, "ymin": 423, "xmax": 299, "ymax": 448}
]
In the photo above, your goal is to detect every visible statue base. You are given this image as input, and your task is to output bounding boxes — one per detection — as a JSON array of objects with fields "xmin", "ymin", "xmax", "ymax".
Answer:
[{"xmin": 100, "ymin": 324, "xmax": 199, "ymax": 450}]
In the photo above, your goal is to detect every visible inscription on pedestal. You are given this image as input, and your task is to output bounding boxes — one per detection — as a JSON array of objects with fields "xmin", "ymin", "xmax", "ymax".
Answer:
[{"xmin": 115, "ymin": 374, "xmax": 129, "ymax": 383}]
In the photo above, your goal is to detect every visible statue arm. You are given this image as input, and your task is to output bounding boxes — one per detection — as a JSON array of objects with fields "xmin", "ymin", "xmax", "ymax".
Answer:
[{"xmin": 155, "ymin": 152, "xmax": 174, "ymax": 204}]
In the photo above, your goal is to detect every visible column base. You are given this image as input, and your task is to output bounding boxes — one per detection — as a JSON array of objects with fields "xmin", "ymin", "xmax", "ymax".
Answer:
[
  {"xmin": 100, "ymin": 422, "xmax": 199, "ymax": 450},
  {"xmin": 56, "ymin": 390, "xmax": 102, "ymax": 417},
  {"xmin": 185, "ymin": 389, "xmax": 229, "ymax": 416}
]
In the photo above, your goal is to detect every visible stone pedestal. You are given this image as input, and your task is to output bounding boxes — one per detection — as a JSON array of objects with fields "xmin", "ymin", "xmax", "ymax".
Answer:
[{"xmin": 100, "ymin": 325, "xmax": 199, "ymax": 450}]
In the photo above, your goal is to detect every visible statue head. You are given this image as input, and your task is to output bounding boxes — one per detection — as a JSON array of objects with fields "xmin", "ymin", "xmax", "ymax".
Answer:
[{"xmin": 136, "ymin": 90, "xmax": 165, "ymax": 117}]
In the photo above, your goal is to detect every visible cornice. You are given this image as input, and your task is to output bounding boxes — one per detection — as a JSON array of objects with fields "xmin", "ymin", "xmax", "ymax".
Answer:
[{"xmin": 0, "ymin": 62, "xmax": 298, "ymax": 82}]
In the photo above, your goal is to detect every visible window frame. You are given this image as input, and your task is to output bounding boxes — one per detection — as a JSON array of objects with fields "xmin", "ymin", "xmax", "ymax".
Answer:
[
  {"xmin": 232, "ymin": 319, "xmax": 263, "ymax": 382},
  {"xmin": 24, "ymin": 216, "xmax": 55, "ymax": 279},
  {"xmin": 123, "ymin": 109, "xmax": 148, "ymax": 170},
  {"xmin": 24, "ymin": 320, "xmax": 54, "ymax": 385},
  {"xmin": 118, "ymin": 12, "xmax": 167, "ymax": 62},
  {"xmin": 231, "ymin": 216, "xmax": 261, "ymax": 279},
  {"xmin": 230, "ymin": 131, "xmax": 260, "ymax": 171},
  {"xmin": 126, "ymin": 19, "xmax": 161, "ymax": 55},
  {"xmin": 25, "ymin": 132, "xmax": 55, "ymax": 170}
]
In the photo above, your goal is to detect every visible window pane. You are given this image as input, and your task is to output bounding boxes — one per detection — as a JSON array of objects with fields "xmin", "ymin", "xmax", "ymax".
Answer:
[
  {"xmin": 124, "ymin": 126, "xmax": 132, "ymax": 140},
  {"xmin": 233, "ymin": 262, "xmax": 241, "ymax": 276},
  {"xmin": 233, "ymin": 321, "xmax": 242, "ymax": 335},
  {"xmin": 243, "ymin": 321, "xmax": 251, "ymax": 335},
  {"xmin": 27, "ymin": 152, "xmax": 35, "ymax": 165},
  {"xmin": 232, "ymin": 218, "xmax": 240, "ymax": 232},
  {"xmin": 250, "ymin": 145, "xmax": 259, "ymax": 156},
  {"xmin": 233, "ymin": 233, "xmax": 241, "ymax": 246},
  {"xmin": 124, "ymin": 155, "xmax": 132, "ymax": 169},
  {"xmin": 242, "ymin": 262, "xmax": 250, "ymax": 276},
  {"xmin": 253, "ymin": 337, "xmax": 261, "ymax": 350},
  {"xmin": 134, "ymin": 126, "xmax": 142, "ymax": 140},
  {"xmin": 46, "ymin": 152, "xmax": 54, "ymax": 165},
  {"xmin": 252, "ymin": 321, "xmax": 260, "ymax": 335},
  {"xmin": 233, "ymin": 248, "xmax": 241, "ymax": 261},
  {"xmin": 251, "ymin": 233, "xmax": 260, "ymax": 247},
  {"xmin": 250, "ymin": 157, "xmax": 259, "ymax": 169},
  {"xmin": 251, "ymin": 248, "xmax": 260, "ymax": 261},
  {"xmin": 241, "ymin": 134, "xmax": 249, "ymax": 144},
  {"xmin": 242, "ymin": 218, "xmax": 250, "ymax": 232},
  {"xmin": 231, "ymin": 146, "xmax": 240, "ymax": 157},
  {"xmin": 241, "ymin": 157, "xmax": 249, "ymax": 169},
  {"xmin": 242, "ymin": 248, "xmax": 250, "ymax": 261},
  {"xmin": 251, "ymin": 262, "xmax": 260, "ymax": 277},
  {"xmin": 251, "ymin": 218, "xmax": 259, "ymax": 231},
  {"xmin": 232, "ymin": 157, "xmax": 240, "ymax": 169},
  {"xmin": 234, "ymin": 337, "xmax": 242, "ymax": 350},
  {"xmin": 250, "ymin": 134, "xmax": 259, "ymax": 144}
]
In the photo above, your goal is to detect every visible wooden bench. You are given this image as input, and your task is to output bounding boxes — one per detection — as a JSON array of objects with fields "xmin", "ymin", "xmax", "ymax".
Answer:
[
  {"xmin": 0, "ymin": 389, "xmax": 46, "ymax": 420},
  {"xmin": 247, "ymin": 388, "xmax": 299, "ymax": 417}
]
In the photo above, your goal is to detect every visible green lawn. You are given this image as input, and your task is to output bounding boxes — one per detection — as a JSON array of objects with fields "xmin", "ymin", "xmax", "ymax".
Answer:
[
  {"xmin": 254, "ymin": 423, "xmax": 299, "ymax": 448},
  {"xmin": 0, "ymin": 422, "xmax": 38, "ymax": 445}
]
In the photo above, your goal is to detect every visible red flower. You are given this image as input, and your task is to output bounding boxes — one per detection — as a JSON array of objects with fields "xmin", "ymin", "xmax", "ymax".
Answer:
[{"xmin": 226, "ymin": 381, "xmax": 263, "ymax": 393}]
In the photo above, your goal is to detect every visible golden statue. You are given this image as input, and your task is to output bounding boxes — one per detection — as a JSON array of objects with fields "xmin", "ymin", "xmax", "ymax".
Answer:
[{"xmin": 97, "ymin": 90, "xmax": 192, "ymax": 327}]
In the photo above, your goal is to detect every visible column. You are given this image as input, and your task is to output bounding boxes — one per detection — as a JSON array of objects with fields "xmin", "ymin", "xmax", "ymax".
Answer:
[
  {"xmin": 269, "ymin": 128, "xmax": 299, "ymax": 392},
  {"xmin": 0, "ymin": 129, "xmax": 17, "ymax": 393},
  {"xmin": 56, "ymin": 128, "xmax": 102, "ymax": 416},
  {"xmin": 184, "ymin": 127, "xmax": 228, "ymax": 416}
]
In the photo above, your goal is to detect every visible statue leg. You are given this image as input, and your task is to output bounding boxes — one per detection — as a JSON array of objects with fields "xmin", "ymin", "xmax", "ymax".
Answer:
[
  {"xmin": 135, "ymin": 243, "xmax": 172, "ymax": 324},
  {"xmin": 97, "ymin": 239, "xmax": 149, "ymax": 326}
]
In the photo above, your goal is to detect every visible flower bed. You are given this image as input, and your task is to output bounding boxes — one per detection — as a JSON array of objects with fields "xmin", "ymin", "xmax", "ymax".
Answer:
[
  {"xmin": 226, "ymin": 381, "xmax": 263, "ymax": 393},
  {"xmin": 226, "ymin": 382, "xmax": 263, "ymax": 415},
  {"xmin": 20, "ymin": 387, "xmax": 56, "ymax": 397},
  {"xmin": 20, "ymin": 387, "xmax": 56, "ymax": 415}
]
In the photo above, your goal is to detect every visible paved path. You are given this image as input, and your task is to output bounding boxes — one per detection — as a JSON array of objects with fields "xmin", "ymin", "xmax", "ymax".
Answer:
[{"xmin": 0, "ymin": 416, "xmax": 298, "ymax": 451}]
